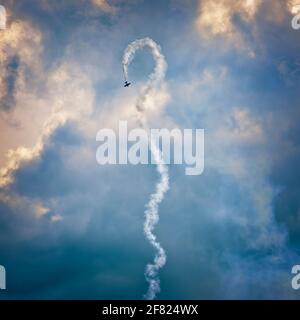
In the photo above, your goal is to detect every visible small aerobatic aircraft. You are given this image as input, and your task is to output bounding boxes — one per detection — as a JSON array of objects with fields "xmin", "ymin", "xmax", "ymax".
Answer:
[{"xmin": 124, "ymin": 81, "xmax": 131, "ymax": 87}]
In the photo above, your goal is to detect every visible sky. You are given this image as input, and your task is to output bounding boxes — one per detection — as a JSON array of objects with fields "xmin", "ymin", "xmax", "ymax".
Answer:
[{"xmin": 0, "ymin": 0, "xmax": 300, "ymax": 299}]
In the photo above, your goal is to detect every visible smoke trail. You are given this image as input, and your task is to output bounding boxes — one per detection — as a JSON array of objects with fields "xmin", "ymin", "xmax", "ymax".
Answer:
[
  {"xmin": 122, "ymin": 38, "xmax": 169, "ymax": 300},
  {"xmin": 123, "ymin": 37, "xmax": 167, "ymax": 112},
  {"xmin": 143, "ymin": 135, "xmax": 169, "ymax": 300}
]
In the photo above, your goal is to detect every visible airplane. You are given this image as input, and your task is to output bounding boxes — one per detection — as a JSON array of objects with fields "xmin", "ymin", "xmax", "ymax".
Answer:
[{"xmin": 124, "ymin": 81, "xmax": 131, "ymax": 87}]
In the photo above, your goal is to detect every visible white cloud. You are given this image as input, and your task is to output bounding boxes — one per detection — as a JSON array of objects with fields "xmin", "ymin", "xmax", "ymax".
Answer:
[
  {"xmin": 0, "ymin": 60, "xmax": 95, "ymax": 187},
  {"xmin": 51, "ymin": 214, "xmax": 63, "ymax": 223},
  {"xmin": 195, "ymin": 0, "xmax": 294, "ymax": 54},
  {"xmin": 90, "ymin": 0, "xmax": 117, "ymax": 14}
]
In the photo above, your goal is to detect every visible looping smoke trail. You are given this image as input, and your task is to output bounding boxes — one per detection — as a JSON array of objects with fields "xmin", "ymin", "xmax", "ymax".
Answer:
[
  {"xmin": 123, "ymin": 37, "xmax": 167, "ymax": 112},
  {"xmin": 122, "ymin": 38, "xmax": 169, "ymax": 300}
]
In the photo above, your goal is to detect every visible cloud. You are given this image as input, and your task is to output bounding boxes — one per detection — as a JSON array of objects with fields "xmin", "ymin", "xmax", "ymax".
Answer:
[
  {"xmin": 210, "ymin": 107, "xmax": 285, "ymax": 247},
  {"xmin": 170, "ymin": 65, "xmax": 287, "ymax": 248},
  {"xmin": 0, "ymin": 60, "xmax": 95, "ymax": 188},
  {"xmin": 91, "ymin": 0, "xmax": 117, "ymax": 14},
  {"xmin": 0, "ymin": 191, "xmax": 49, "ymax": 218},
  {"xmin": 194, "ymin": 0, "xmax": 296, "ymax": 54},
  {"xmin": 0, "ymin": 18, "xmax": 43, "ymax": 107},
  {"xmin": 51, "ymin": 214, "xmax": 63, "ymax": 223},
  {"xmin": 195, "ymin": 0, "xmax": 261, "ymax": 46},
  {"xmin": 197, "ymin": 0, "xmax": 261, "ymax": 35},
  {"xmin": 0, "ymin": 0, "xmax": 299, "ymax": 299},
  {"xmin": 287, "ymin": 0, "xmax": 300, "ymax": 13},
  {"xmin": 0, "ymin": 8, "xmax": 95, "ymax": 187}
]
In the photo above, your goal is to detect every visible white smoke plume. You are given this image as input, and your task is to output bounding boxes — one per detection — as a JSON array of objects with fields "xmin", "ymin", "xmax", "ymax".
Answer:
[
  {"xmin": 122, "ymin": 38, "xmax": 169, "ymax": 300},
  {"xmin": 122, "ymin": 37, "xmax": 167, "ymax": 112},
  {"xmin": 144, "ymin": 135, "xmax": 169, "ymax": 300}
]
